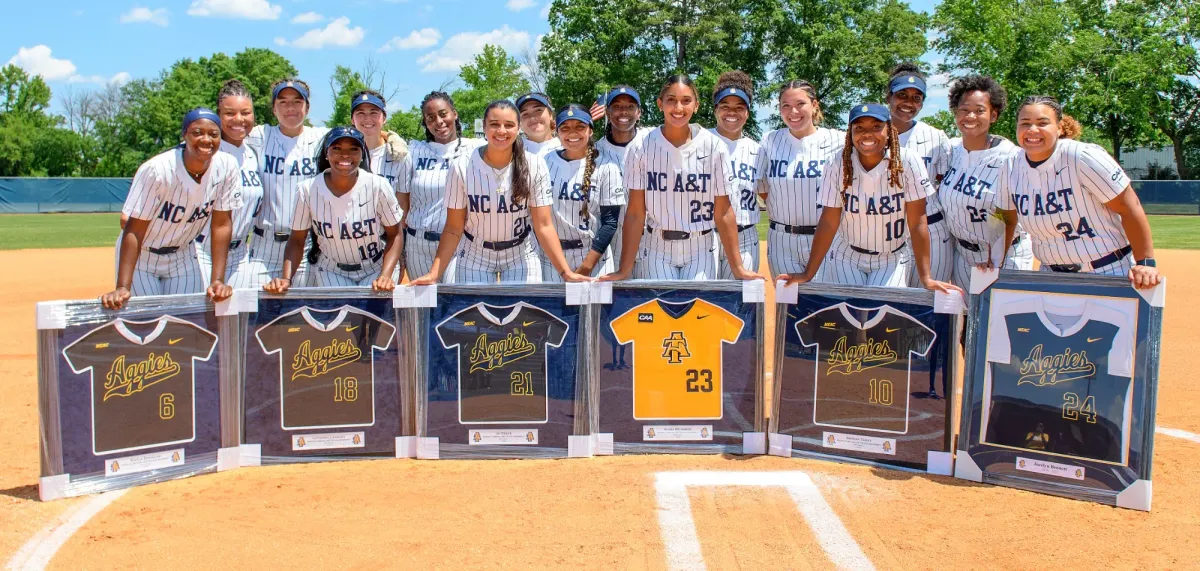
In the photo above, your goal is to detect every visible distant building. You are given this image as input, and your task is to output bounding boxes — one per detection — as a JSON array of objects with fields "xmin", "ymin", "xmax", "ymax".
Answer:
[{"xmin": 1119, "ymin": 147, "xmax": 1178, "ymax": 180}]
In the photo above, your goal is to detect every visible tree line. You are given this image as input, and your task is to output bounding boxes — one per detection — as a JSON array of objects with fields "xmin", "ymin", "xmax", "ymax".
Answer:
[{"xmin": 1, "ymin": 0, "xmax": 1196, "ymax": 178}]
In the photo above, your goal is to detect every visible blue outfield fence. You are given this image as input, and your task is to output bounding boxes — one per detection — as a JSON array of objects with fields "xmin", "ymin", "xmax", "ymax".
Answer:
[{"xmin": 2, "ymin": 177, "xmax": 1200, "ymax": 215}]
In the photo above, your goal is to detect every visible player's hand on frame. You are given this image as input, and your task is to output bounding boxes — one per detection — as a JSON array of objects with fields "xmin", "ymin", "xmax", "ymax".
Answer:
[
  {"xmin": 778, "ymin": 272, "xmax": 812, "ymax": 286},
  {"xmin": 372, "ymin": 275, "xmax": 396, "ymax": 291},
  {"xmin": 974, "ymin": 260, "xmax": 996, "ymax": 271},
  {"xmin": 923, "ymin": 278, "xmax": 964, "ymax": 296},
  {"xmin": 599, "ymin": 269, "xmax": 631, "ymax": 282},
  {"xmin": 262, "ymin": 277, "xmax": 292, "ymax": 294},
  {"xmin": 207, "ymin": 280, "xmax": 233, "ymax": 303},
  {"xmin": 1128, "ymin": 265, "xmax": 1162, "ymax": 290},
  {"xmin": 731, "ymin": 267, "xmax": 766, "ymax": 282},
  {"xmin": 100, "ymin": 286, "xmax": 131, "ymax": 310},
  {"xmin": 561, "ymin": 270, "xmax": 595, "ymax": 283},
  {"xmin": 410, "ymin": 272, "xmax": 439, "ymax": 286}
]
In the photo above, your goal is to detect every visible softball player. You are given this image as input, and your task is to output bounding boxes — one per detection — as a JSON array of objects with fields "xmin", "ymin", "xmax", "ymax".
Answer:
[
  {"xmin": 243, "ymin": 79, "xmax": 328, "ymax": 287},
  {"xmin": 262, "ymin": 128, "xmax": 403, "ymax": 292},
  {"xmin": 709, "ymin": 71, "xmax": 762, "ymax": 279},
  {"xmin": 886, "ymin": 64, "xmax": 955, "ymax": 285},
  {"xmin": 195, "ymin": 79, "xmax": 263, "ymax": 289},
  {"xmin": 781, "ymin": 104, "xmax": 960, "ymax": 294},
  {"xmin": 593, "ymin": 86, "xmax": 651, "ymax": 279},
  {"xmin": 102, "ymin": 108, "xmax": 243, "ymax": 310},
  {"xmin": 410, "ymin": 100, "xmax": 590, "ymax": 284},
  {"xmin": 602, "ymin": 74, "xmax": 758, "ymax": 282},
  {"xmin": 940, "ymin": 75, "xmax": 1034, "ymax": 290},
  {"xmin": 396, "ymin": 91, "xmax": 484, "ymax": 282},
  {"xmin": 542, "ymin": 104, "xmax": 625, "ymax": 281},
  {"xmin": 351, "ymin": 90, "xmax": 409, "ymax": 187},
  {"xmin": 516, "ymin": 92, "xmax": 562, "ymax": 157},
  {"xmin": 998, "ymin": 96, "xmax": 1162, "ymax": 289},
  {"xmin": 757, "ymin": 79, "xmax": 844, "ymax": 278}
]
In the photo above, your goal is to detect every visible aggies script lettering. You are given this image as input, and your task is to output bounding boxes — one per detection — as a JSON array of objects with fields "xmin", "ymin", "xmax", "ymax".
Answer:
[
  {"xmin": 292, "ymin": 338, "xmax": 362, "ymax": 380},
  {"xmin": 104, "ymin": 352, "xmax": 181, "ymax": 401},
  {"xmin": 468, "ymin": 330, "xmax": 536, "ymax": 373},
  {"xmin": 826, "ymin": 336, "xmax": 899, "ymax": 375}
]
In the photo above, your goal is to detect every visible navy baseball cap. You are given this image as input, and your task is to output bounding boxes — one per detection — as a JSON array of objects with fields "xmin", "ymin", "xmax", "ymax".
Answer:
[
  {"xmin": 352, "ymin": 92, "xmax": 386, "ymax": 115},
  {"xmin": 713, "ymin": 86, "xmax": 751, "ymax": 107},
  {"xmin": 516, "ymin": 93, "xmax": 552, "ymax": 111},
  {"xmin": 272, "ymin": 80, "xmax": 310, "ymax": 102},
  {"xmin": 181, "ymin": 107, "xmax": 221, "ymax": 137},
  {"xmin": 848, "ymin": 103, "xmax": 891, "ymax": 124},
  {"xmin": 555, "ymin": 105, "xmax": 593, "ymax": 128},
  {"xmin": 606, "ymin": 86, "xmax": 641, "ymax": 107},
  {"xmin": 323, "ymin": 126, "xmax": 366, "ymax": 153},
  {"xmin": 889, "ymin": 74, "xmax": 927, "ymax": 95}
]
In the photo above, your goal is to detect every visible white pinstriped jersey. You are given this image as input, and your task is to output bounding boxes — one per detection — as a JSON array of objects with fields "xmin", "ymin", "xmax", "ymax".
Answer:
[
  {"xmin": 897, "ymin": 121, "xmax": 951, "ymax": 216},
  {"xmin": 523, "ymin": 136, "xmax": 562, "ymax": 158},
  {"xmin": 123, "ymin": 147, "xmax": 244, "ymax": 250},
  {"xmin": 368, "ymin": 144, "xmax": 403, "ymax": 187},
  {"xmin": 245, "ymin": 125, "xmax": 329, "ymax": 233},
  {"xmin": 396, "ymin": 138, "xmax": 485, "ymax": 232},
  {"xmin": 939, "ymin": 136, "xmax": 1018, "ymax": 264},
  {"xmin": 291, "ymin": 171, "xmax": 403, "ymax": 266},
  {"xmin": 709, "ymin": 129, "xmax": 762, "ymax": 226},
  {"xmin": 197, "ymin": 140, "xmax": 263, "ymax": 255},
  {"xmin": 544, "ymin": 150, "xmax": 626, "ymax": 244},
  {"xmin": 756, "ymin": 127, "xmax": 844, "ymax": 227},
  {"xmin": 999, "ymin": 139, "xmax": 1131, "ymax": 266},
  {"xmin": 624, "ymin": 125, "xmax": 732, "ymax": 232},
  {"xmin": 446, "ymin": 149, "xmax": 553, "ymax": 243},
  {"xmin": 817, "ymin": 148, "xmax": 933, "ymax": 252},
  {"xmin": 596, "ymin": 128, "xmax": 650, "ymax": 167}
]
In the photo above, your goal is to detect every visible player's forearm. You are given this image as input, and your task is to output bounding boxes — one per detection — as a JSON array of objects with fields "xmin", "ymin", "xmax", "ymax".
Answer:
[
  {"xmin": 577, "ymin": 250, "xmax": 602, "ymax": 275},
  {"xmin": 209, "ymin": 211, "xmax": 233, "ymax": 283},
  {"xmin": 1001, "ymin": 213, "xmax": 1018, "ymax": 263},
  {"xmin": 532, "ymin": 212, "xmax": 572, "ymax": 276},
  {"xmin": 281, "ymin": 233, "xmax": 307, "ymax": 281},
  {"xmin": 396, "ymin": 194, "xmax": 411, "ymax": 229},
  {"xmin": 429, "ymin": 230, "xmax": 461, "ymax": 279},
  {"xmin": 617, "ymin": 208, "xmax": 646, "ymax": 274},
  {"xmin": 805, "ymin": 208, "xmax": 841, "ymax": 278},
  {"xmin": 379, "ymin": 226, "xmax": 405, "ymax": 278},
  {"xmin": 115, "ymin": 227, "xmax": 142, "ymax": 290},
  {"xmin": 908, "ymin": 208, "xmax": 933, "ymax": 282},
  {"xmin": 714, "ymin": 203, "xmax": 743, "ymax": 274},
  {"xmin": 1115, "ymin": 199, "xmax": 1156, "ymax": 260}
]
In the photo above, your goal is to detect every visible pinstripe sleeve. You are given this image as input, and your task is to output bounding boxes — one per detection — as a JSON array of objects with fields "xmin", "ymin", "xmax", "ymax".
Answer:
[
  {"xmin": 213, "ymin": 156, "xmax": 244, "ymax": 211},
  {"xmin": 123, "ymin": 159, "xmax": 164, "ymax": 220},
  {"xmin": 816, "ymin": 157, "xmax": 844, "ymax": 208},
  {"xmin": 711, "ymin": 141, "xmax": 732, "ymax": 197},
  {"xmin": 445, "ymin": 160, "xmax": 468, "ymax": 210},
  {"xmin": 376, "ymin": 177, "xmax": 403, "ymax": 227},
  {"xmin": 932, "ymin": 130, "xmax": 952, "ymax": 180},
  {"xmin": 996, "ymin": 155, "xmax": 1015, "ymax": 210},
  {"xmin": 395, "ymin": 153, "xmax": 414, "ymax": 195},
  {"xmin": 529, "ymin": 155, "xmax": 554, "ymax": 208},
  {"xmin": 598, "ymin": 163, "xmax": 625, "ymax": 206},
  {"xmin": 290, "ymin": 182, "xmax": 312, "ymax": 232},
  {"xmin": 623, "ymin": 138, "xmax": 646, "ymax": 190},
  {"xmin": 1077, "ymin": 143, "xmax": 1129, "ymax": 202},
  {"xmin": 904, "ymin": 151, "xmax": 934, "ymax": 200},
  {"xmin": 754, "ymin": 132, "xmax": 771, "ymax": 194},
  {"xmin": 245, "ymin": 125, "xmax": 266, "ymax": 157}
]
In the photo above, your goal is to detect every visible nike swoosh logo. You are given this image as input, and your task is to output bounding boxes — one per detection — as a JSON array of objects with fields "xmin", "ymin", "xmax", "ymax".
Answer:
[
  {"xmin": 697, "ymin": 315, "xmax": 709, "ymax": 320},
  {"xmin": 696, "ymin": 155, "xmax": 710, "ymax": 161},
  {"xmin": 915, "ymin": 139, "xmax": 928, "ymax": 145},
  {"xmin": 168, "ymin": 338, "xmax": 183, "ymax": 345},
  {"xmin": 523, "ymin": 321, "xmax": 536, "ymax": 326},
  {"xmin": 985, "ymin": 164, "xmax": 999, "ymax": 169},
  {"xmin": 885, "ymin": 328, "xmax": 899, "ymax": 333},
  {"xmin": 1087, "ymin": 337, "xmax": 1102, "ymax": 343},
  {"xmin": 1055, "ymin": 166, "xmax": 1067, "ymax": 176},
  {"xmin": 345, "ymin": 326, "xmax": 359, "ymax": 332},
  {"xmin": 819, "ymin": 143, "xmax": 831, "ymax": 148},
  {"xmin": 359, "ymin": 201, "xmax": 370, "ymax": 207}
]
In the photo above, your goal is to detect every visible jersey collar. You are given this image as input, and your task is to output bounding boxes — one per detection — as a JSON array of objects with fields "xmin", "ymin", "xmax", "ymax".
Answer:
[
  {"xmin": 115, "ymin": 317, "xmax": 171, "ymax": 345},
  {"xmin": 301, "ymin": 307, "xmax": 350, "ymax": 331},
  {"xmin": 1031, "ymin": 297, "xmax": 1094, "ymax": 338},
  {"xmin": 477, "ymin": 302, "xmax": 527, "ymax": 326},
  {"xmin": 835, "ymin": 302, "xmax": 891, "ymax": 330}
]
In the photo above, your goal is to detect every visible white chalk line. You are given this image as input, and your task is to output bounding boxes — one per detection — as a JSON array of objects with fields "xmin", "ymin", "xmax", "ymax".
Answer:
[
  {"xmin": 1157, "ymin": 426, "xmax": 1200, "ymax": 444},
  {"xmin": 655, "ymin": 471, "xmax": 874, "ymax": 571},
  {"xmin": 6, "ymin": 489, "xmax": 127, "ymax": 571}
]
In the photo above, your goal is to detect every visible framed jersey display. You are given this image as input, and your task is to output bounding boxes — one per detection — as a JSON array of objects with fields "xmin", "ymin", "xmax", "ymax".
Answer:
[
  {"xmin": 241, "ymin": 289, "xmax": 402, "ymax": 461},
  {"xmin": 956, "ymin": 269, "xmax": 1165, "ymax": 510},
  {"xmin": 36, "ymin": 295, "xmax": 230, "ymax": 500},
  {"xmin": 770, "ymin": 284, "xmax": 958, "ymax": 471},
  {"xmin": 595, "ymin": 281, "xmax": 764, "ymax": 455},
  {"xmin": 417, "ymin": 284, "xmax": 582, "ymax": 459}
]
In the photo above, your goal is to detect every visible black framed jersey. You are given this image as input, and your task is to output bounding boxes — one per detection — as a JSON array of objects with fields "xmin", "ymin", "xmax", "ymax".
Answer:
[
  {"xmin": 255, "ymin": 306, "xmax": 396, "ymax": 430},
  {"xmin": 62, "ymin": 316, "xmax": 217, "ymax": 455},
  {"xmin": 435, "ymin": 302, "xmax": 568, "ymax": 424},
  {"xmin": 796, "ymin": 303, "xmax": 936, "ymax": 434}
]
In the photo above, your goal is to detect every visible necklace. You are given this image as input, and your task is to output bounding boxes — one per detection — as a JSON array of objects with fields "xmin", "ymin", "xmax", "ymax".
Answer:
[{"xmin": 184, "ymin": 165, "xmax": 205, "ymax": 181}]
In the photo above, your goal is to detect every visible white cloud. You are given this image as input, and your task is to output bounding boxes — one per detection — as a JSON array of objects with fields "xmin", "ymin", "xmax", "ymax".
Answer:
[
  {"xmin": 68, "ymin": 71, "xmax": 132, "ymax": 86},
  {"xmin": 273, "ymin": 37, "xmax": 287, "ymax": 47},
  {"xmin": 7, "ymin": 45, "xmax": 76, "ymax": 81},
  {"xmin": 540, "ymin": 2, "xmax": 551, "ymax": 19},
  {"xmin": 279, "ymin": 17, "xmax": 364, "ymax": 49},
  {"xmin": 187, "ymin": 0, "xmax": 281, "ymax": 20},
  {"xmin": 120, "ymin": 6, "xmax": 169, "ymax": 26},
  {"xmin": 291, "ymin": 11, "xmax": 323, "ymax": 24},
  {"xmin": 506, "ymin": 0, "xmax": 537, "ymax": 11},
  {"xmin": 379, "ymin": 28, "xmax": 441, "ymax": 52},
  {"xmin": 416, "ymin": 25, "xmax": 532, "ymax": 73}
]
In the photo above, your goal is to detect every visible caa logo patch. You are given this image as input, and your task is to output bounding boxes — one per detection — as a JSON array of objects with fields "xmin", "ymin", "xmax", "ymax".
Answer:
[{"xmin": 638, "ymin": 313, "xmax": 654, "ymax": 323}]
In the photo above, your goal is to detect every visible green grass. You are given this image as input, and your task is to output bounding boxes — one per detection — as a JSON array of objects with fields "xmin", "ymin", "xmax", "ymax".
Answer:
[
  {"xmin": 1, "ymin": 212, "xmax": 1198, "ymax": 251},
  {"xmin": 0, "ymin": 213, "xmax": 121, "ymax": 250}
]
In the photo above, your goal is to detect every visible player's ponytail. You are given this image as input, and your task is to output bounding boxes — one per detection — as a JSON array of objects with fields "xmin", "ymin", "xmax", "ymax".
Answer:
[
  {"xmin": 886, "ymin": 120, "xmax": 904, "ymax": 189},
  {"xmin": 1016, "ymin": 95, "xmax": 1081, "ymax": 141},
  {"xmin": 579, "ymin": 139, "xmax": 599, "ymax": 222},
  {"xmin": 779, "ymin": 79, "xmax": 823, "ymax": 126},
  {"xmin": 840, "ymin": 131, "xmax": 855, "ymax": 191},
  {"xmin": 484, "ymin": 100, "xmax": 532, "ymax": 207},
  {"xmin": 1060, "ymin": 115, "xmax": 1082, "ymax": 140}
]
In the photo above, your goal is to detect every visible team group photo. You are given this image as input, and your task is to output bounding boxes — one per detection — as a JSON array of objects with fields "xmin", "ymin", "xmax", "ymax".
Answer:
[{"xmin": 2, "ymin": 0, "xmax": 1198, "ymax": 568}]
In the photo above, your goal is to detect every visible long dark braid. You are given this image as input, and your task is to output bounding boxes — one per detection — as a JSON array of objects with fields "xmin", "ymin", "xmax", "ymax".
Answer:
[
  {"xmin": 484, "ymin": 100, "xmax": 532, "ymax": 206},
  {"xmin": 841, "ymin": 121, "xmax": 904, "ymax": 190},
  {"xmin": 579, "ymin": 140, "xmax": 599, "ymax": 221}
]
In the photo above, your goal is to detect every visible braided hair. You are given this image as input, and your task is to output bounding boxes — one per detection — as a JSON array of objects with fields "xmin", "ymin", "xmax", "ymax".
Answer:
[
  {"xmin": 841, "ymin": 120, "xmax": 903, "ymax": 190},
  {"xmin": 1017, "ymin": 95, "xmax": 1082, "ymax": 140},
  {"xmin": 579, "ymin": 135, "xmax": 600, "ymax": 223},
  {"xmin": 483, "ymin": 100, "xmax": 532, "ymax": 206},
  {"xmin": 778, "ymin": 79, "xmax": 823, "ymax": 126},
  {"xmin": 420, "ymin": 91, "xmax": 463, "ymax": 149},
  {"xmin": 217, "ymin": 79, "xmax": 252, "ymax": 108}
]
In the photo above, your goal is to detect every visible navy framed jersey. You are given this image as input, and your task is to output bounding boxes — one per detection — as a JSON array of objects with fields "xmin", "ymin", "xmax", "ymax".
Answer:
[
  {"xmin": 957, "ymin": 269, "xmax": 1163, "ymax": 510},
  {"xmin": 596, "ymin": 282, "xmax": 762, "ymax": 455},
  {"xmin": 423, "ymin": 286, "xmax": 581, "ymax": 457},
  {"xmin": 243, "ymin": 293, "xmax": 402, "ymax": 460},
  {"xmin": 773, "ymin": 285, "xmax": 955, "ymax": 470}
]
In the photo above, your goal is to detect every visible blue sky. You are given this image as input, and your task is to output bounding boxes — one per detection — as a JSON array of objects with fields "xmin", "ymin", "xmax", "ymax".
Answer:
[{"xmin": 3, "ymin": 0, "xmax": 944, "ymax": 126}]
